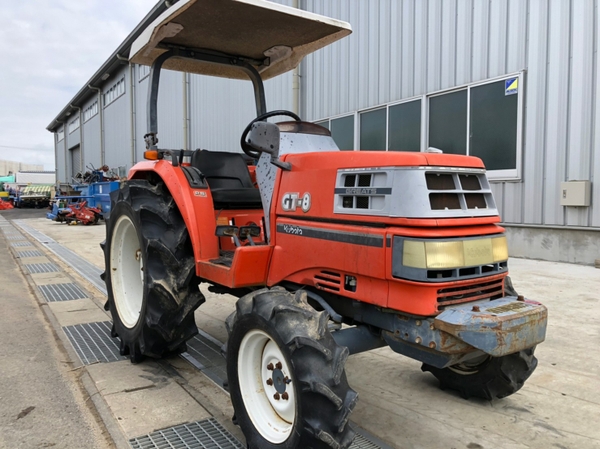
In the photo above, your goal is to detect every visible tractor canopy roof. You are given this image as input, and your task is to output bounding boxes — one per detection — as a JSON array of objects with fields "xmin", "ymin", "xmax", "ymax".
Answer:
[{"xmin": 129, "ymin": 0, "xmax": 352, "ymax": 80}]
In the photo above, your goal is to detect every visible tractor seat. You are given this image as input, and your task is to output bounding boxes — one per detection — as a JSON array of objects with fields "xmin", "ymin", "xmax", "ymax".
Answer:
[{"xmin": 191, "ymin": 150, "xmax": 262, "ymax": 209}]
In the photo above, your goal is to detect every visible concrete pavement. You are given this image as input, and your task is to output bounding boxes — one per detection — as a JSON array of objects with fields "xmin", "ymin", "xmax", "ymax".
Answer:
[
  {"xmin": 0, "ymin": 220, "xmax": 112, "ymax": 449},
  {"xmin": 2, "ymin": 212, "xmax": 600, "ymax": 449}
]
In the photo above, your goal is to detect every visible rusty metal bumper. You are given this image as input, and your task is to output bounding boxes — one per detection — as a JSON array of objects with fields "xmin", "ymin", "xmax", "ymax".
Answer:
[
  {"xmin": 433, "ymin": 296, "xmax": 548, "ymax": 357},
  {"xmin": 382, "ymin": 296, "xmax": 547, "ymax": 368}
]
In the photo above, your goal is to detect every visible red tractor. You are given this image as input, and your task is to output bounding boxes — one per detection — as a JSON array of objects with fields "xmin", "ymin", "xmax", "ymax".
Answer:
[{"xmin": 103, "ymin": 1, "xmax": 547, "ymax": 448}]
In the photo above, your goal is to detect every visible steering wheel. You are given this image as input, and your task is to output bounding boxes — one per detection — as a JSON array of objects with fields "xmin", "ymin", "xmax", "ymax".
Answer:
[{"xmin": 240, "ymin": 110, "xmax": 301, "ymax": 158}]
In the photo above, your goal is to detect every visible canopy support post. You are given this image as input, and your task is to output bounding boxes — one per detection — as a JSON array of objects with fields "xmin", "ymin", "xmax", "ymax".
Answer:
[{"xmin": 144, "ymin": 48, "xmax": 268, "ymax": 150}]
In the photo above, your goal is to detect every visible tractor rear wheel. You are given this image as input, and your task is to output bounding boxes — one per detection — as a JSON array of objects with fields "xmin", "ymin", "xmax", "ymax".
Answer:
[
  {"xmin": 102, "ymin": 179, "xmax": 204, "ymax": 362},
  {"xmin": 422, "ymin": 348, "xmax": 538, "ymax": 400},
  {"xmin": 226, "ymin": 288, "xmax": 357, "ymax": 449}
]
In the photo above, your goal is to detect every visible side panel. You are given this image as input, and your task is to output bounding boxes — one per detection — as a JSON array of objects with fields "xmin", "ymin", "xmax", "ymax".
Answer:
[{"xmin": 268, "ymin": 217, "xmax": 389, "ymax": 308}]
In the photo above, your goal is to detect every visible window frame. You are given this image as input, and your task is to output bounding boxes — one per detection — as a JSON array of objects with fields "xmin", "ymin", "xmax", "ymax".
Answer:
[
  {"xmin": 358, "ymin": 105, "xmax": 387, "ymax": 151},
  {"xmin": 83, "ymin": 101, "xmax": 98, "ymax": 123},
  {"xmin": 386, "ymin": 95, "xmax": 424, "ymax": 152},
  {"xmin": 68, "ymin": 117, "xmax": 80, "ymax": 134},
  {"xmin": 425, "ymin": 72, "xmax": 524, "ymax": 180},
  {"xmin": 56, "ymin": 129, "xmax": 64, "ymax": 142},
  {"xmin": 314, "ymin": 71, "xmax": 524, "ymax": 180},
  {"xmin": 314, "ymin": 112, "xmax": 358, "ymax": 151},
  {"xmin": 103, "ymin": 76, "xmax": 126, "ymax": 108}
]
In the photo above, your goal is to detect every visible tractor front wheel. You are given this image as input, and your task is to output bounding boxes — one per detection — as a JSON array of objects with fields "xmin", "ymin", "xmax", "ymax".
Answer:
[
  {"xmin": 226, "ymin": 288, "xmax": 357, "ymax": 449},
  {"xmin": 102, "ymin": 179, "xmax": 205, "ymax": 362},
  {"xmin": 422, "ymin": 348, "xmax": 538, "ymax": 400}
]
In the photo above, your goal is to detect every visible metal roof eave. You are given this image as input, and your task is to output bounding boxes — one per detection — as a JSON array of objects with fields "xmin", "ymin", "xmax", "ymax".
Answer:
[{"xmin": 46, "ymin": 0, "xmax": 177, "ymax": 132}]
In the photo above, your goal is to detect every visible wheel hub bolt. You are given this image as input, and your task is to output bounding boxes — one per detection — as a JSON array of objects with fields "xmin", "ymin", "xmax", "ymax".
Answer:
[
  {"xmin": 273, "ymin": 393, "xmax": 280, "ymax": 400},
  {"xmin": 266, "ymin": 378, "xmax": 273, "ymax": 386},
  {"xmin": 275, "ymin": 362, "xmax": 282, "ymax": 370},
  {"xmin": 284, "ymin": 376, "xmax": 291, "ymax": 384},
  {"xmin": 267, "ymin": 363, "xmax": 274, "ymax": 371},
  {"xmin": 281, "ymin": 392, "xmax": 289, "ymax": 400}
]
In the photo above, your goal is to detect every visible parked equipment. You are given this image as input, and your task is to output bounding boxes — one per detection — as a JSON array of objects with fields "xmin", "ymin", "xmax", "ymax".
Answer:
[
  {"xmin": 64, "ymin": 200, "xmax": 101, "ymax": 225},
  {"xmin": 16, "ymin": 184, "xmax": 53, "ymax": 208},
  {"xmin": 48, "ymin": 180, "xmax": 120, "ymax": 223},
  {"xmin": 47, "ymin": 199, "xmax": 101, "ymax": 225},
  {"xmin": 103, "ymin": 2, "xmax": 548, "ymax": 448}
]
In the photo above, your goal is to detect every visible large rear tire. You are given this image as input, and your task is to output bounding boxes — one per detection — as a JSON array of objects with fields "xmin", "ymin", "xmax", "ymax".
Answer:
[
  {"xmin": 226, "ymin": 288, "xmax": 357, "ymax": 449},
  {"xmin": 422, "ymin": 348, "xmax": 538, "ymax": 400},
  {"xmin": 102, "ymin": 179, "xmax": 204, "ymax": 362}
]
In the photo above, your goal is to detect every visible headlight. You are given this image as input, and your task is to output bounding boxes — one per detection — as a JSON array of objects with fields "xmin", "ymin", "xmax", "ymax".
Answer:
[{"xmin": 403, "ymin": 236, "xmax": 507, "ymax": 269}]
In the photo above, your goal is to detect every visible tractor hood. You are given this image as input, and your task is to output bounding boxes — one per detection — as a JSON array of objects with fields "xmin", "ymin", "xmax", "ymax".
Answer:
[{"xmin": 129, "ymin": 0, "xmax": 352, "ymax": 80}]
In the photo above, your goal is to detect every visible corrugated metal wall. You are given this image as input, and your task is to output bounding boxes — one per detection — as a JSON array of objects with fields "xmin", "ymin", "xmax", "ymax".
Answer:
[
  {"xmin": 187, "ymin": 72, "xmax": 293, "ymax": 153},
  {"xmin": 66, "ymin": 119, "xmax": 81, "ymax": 148},
  {"xmin": 302, "ymin": 0, "xmax": 599, "ymax": 229},
  {"xmin": 157, "ymin": 70, "xmax": 186, "ymax": 151},
  {"xmin": 54, "ymin": 0, "xmax": 599, "ymax": 232},
  {"xmin": 103, "ymin": 67, "xmax": 132, "ymax": 171},
  {"xmin": 55, "ymin": 127, "xmax": 66, "ymax": 182},
  {"xmin": 135, "ymin": 66, "xmax": 148, "ymax": 162},
  {"xmin": 82, "ymin": 99, "xmax": 102, "ymax": 171}
]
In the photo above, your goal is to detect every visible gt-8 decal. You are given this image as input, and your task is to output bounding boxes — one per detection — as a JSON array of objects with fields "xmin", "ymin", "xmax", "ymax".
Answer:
[{"xmin": 282, "ymin": 192, "xmax": 311, "ymax": 212}]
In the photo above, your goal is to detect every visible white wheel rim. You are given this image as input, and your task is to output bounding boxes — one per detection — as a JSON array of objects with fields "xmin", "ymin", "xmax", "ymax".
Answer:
[
  {"xmin": 238, "ymin": 329, "xmax": 296, "ymax": 443},
  {"xmin": 110, "ymin": 215, "xmax": 144, "ymax": 329}
]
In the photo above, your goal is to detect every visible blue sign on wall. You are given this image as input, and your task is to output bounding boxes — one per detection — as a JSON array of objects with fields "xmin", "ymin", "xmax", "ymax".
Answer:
[{"xmin": 505, "ymin": 77, "xmax": 518, "ymax": 96}]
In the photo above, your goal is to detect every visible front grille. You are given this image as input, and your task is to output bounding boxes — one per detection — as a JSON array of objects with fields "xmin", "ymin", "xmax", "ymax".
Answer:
[
  {"xmin": 426, "ymin": 173, "xmax": 455, "ymax": 190},
  {"xmin": 459, "ymin": 174, "xmax": 481, "ymax": 190},
  {"xmin": 429, "ymin": 192, "xmax": 461, "ymax": 210},
  {"xmin": 426, "ymin": 170, "xmax": 490, "ymax": 212},
  {"xmin": 437, "ymin": 278, "xmax": 504, "ymax": 309},
  {"xmin": 356, "ymin": 196, "xmax": 369, "ymax": 209},
  {"xmin": 314, "ymin": 270, "xmax": 341, "ymax": 292}
]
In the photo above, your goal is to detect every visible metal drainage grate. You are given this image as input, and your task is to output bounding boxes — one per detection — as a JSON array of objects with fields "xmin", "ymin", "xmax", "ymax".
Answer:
[
  {"xmin": 39, "ymin": 283, "xmax": 88, "ymax": 302},
  {"xmin": 17, "ymin": 250, "xmax": 43, "ymax": 258},
  {"xmin": 11, "ymin": 241, "xmax": 33, "ymax": 247},
  {"xmin": 63, "ymin": 321, "xmax": 126, "ymax": 365},
  {"xmin": 15, "ymin": 220, "xmax": 107, "ymax": 295},
  {"xmin": 350, "ymin": 428, "xmax": 395, "ymax": 449},
  {"xmin": 5, "ymin": 234, "xmax": 25, "ymax": 240},
  {"xmin": 25, "ymin": 263, "xmax": 59, "ymax": 274},
  {"xmin": 183, "ymin": 330, "xmax": 227, "ymax": 387},
  {"xmin": 129, "ymin": 418, "xmax": 244, "ymax": 449}
]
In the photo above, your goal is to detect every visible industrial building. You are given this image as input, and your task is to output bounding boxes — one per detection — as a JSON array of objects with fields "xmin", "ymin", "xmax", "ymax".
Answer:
[
  {"xmin": 48, "ymin": 0, "xmax": 600, "ymax": 265},
  {"xmin": 0, "ymin": 160, "xmax": 44, "ymax": 176}
]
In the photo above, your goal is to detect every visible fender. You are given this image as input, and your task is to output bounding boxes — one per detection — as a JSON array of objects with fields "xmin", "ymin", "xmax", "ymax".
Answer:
[{"xmin": 129, "ymin": 160, "xmax": 219, "ymax": 264}]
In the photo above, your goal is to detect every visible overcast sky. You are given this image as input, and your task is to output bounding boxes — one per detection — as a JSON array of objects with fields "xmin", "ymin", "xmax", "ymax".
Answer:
[{"xmin": 0, "ymin": 0, "xmax": 155, "ymax": 171}]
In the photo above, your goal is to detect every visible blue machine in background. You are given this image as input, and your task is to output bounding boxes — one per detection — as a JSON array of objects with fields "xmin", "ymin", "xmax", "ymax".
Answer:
[
  {"xmin": 86, "ymin": 181, "xmax": 120, "ymax": 215},
  {"xmin": 47, "ymin": 180, "xmax": 120, "ymax": 222}
]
